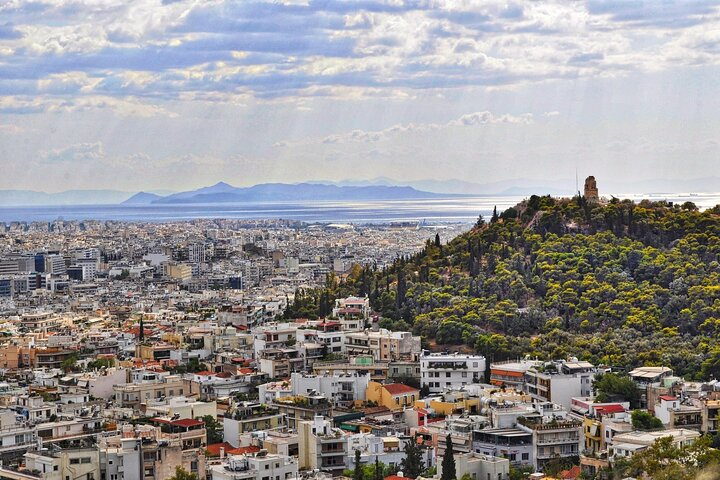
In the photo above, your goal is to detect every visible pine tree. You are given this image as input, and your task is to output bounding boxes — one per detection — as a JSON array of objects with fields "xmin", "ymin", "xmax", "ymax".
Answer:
[
  {"xmin": 491, "ymin": 206, "xmax": 499, "ymax": 224},
  {"xmin": 400, "ymin": 436, "xmax": 425, "ymax": 478},
  {"xmin": 441, "ymin": 434, "xmax": 456, "ymax": 480},
  {"xmin": 434, "ymin": 233, "xmax": 441, "ymax": 248}
]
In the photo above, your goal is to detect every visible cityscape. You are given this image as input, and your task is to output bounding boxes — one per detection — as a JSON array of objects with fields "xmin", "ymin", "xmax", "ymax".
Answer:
[{"xmin": 2, "ymin": 1, "xmax": 720, "ymax": 480}]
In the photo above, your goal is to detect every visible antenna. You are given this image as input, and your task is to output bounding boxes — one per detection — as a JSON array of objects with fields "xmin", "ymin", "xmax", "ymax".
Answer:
[{"xmin": 575, "ymin": 167, "xmax": 579, "ymax": 196}]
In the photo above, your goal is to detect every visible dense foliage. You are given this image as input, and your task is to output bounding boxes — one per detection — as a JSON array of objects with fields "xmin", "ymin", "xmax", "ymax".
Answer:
[{"xmin": 290, "ymin": 196, "xmax": 720, "ymax": 379}]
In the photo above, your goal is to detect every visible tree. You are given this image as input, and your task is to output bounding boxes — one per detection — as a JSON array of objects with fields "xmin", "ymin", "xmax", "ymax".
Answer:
[
  {"xmin": 593, "ymin": 373, "xmax": 641, "ymax": 408},
  {"xmin": 491, "ymin": 206, "xmax": 499, "ymax": 223},
  {"xmin": 435, "ymin": 233, "xmax": 441, "ymax": 248},
  {"xmin": 400, "ymin": 436, "xmax": 424, "ymax": 478},
  {"xmin": 169, "ymin": 466, "xmax": 199, "ymax": 480},
  {"xmin": 354, "ymin": 449, "xmax": 364, "ymax": 480},
  {"xmin": 374, "ymin": 457, "xmax": 383, "ymax": 480},
  {"xmin": 631, "ymin": 410, "xmax": 663, "ymax": 431},
  {"xmin": 441, "ymin": 434, "xmax": 456, "ymax": 480},
  {"xmin": 475, "ymin": 214, "xmax": 485, "ymax": 228},
  {"xmin": 61, "ymin": 354, "xmax": 78, "ymax": 373},
  {"xmin": 201, "ymin": 415, "xmax": 223, "ymax": 444}
]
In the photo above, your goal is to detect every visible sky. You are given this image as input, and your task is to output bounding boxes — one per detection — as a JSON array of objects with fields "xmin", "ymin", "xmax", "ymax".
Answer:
[{"xmin": 1, "ymin": 0, "xmax": 720, "ymax": 192}]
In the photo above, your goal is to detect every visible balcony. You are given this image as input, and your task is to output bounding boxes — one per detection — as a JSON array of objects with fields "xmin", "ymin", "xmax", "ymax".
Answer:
[{"xmin": 537, "ymin": 437, "xmax": 580, "ymax": 445}]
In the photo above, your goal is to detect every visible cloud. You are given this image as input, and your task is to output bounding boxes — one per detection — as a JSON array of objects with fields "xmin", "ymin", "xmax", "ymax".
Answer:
[
  {"xmin": 448, "ymin": 111, "xmax": 533, "ymax": 126},
  {"xmin": 319, "ymin": 110, "xmax": 535, "ymax": 144},
  {"xmin": 0, "ymin": 0, "xmax": 719, "ymax": 107},
  {"xmin": 40, "ymin": 142, "xmax": 105, "ymax": 163}
]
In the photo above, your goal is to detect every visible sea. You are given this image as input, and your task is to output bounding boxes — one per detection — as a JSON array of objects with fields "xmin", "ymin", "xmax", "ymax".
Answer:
[{"xmin": 0, "ymin": 193, "xmax": 719, "ymax": 224}]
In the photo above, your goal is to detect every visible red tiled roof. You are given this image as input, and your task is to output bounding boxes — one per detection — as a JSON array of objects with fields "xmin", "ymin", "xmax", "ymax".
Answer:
[
  {"xmin": 206, "ymin": 443, "xmax": 261, "ymax": 456},
  {"xmin": 171, "ymin": 418, "xmax": 205, "ymax": 428},
  {"xmin": 238, "ymin": 368, "xmax": 255, "ymax": 375},
  {"xmin": 560, "ymin": 465, "xmax": 582, "ymax": 479},
  {"xmin": 386, "ymin": 475, "xmax": 411, "ymax": 480},
  {"xmin": 383, "ymin": 383, "xmax": 420, "ymax": 395},
  {"xmin": 595, "ymin": 404, "xmax": 625, "ymax": 414},
  {"xmin": 660, "ymin": 395, "xmax": 678, "ymax": 401},
  {"xmin": 195, "ymin": 371, "xmax": 216, "ymax": 376},
  {"xmin": 228, "ymin": 446, "xmax": 261, "ymax": 455},
  {"xmin": 206, "ymin": 442, "xmax": 235, "ymax": 456}
]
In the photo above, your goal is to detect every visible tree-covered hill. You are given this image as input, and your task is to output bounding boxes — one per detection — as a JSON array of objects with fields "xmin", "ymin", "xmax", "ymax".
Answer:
[{"xmin": 288, "ymin": 195, "xmax": 720, "ymax": 379}]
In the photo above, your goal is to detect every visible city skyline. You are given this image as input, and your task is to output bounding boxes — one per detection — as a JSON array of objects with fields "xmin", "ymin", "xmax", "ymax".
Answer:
[{"xmin": 1, "ymin": 1, "xmax": 720, "ymax": 191}]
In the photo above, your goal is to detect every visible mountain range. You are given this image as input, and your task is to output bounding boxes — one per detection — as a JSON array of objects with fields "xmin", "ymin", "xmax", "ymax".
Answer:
[
  {"xmin": 125, "ymin": 182, "xmax": 449, "ymax": 205},
  {"xmin": 4, "ymin": 176, "xmax": 720, "ymax": 206}
]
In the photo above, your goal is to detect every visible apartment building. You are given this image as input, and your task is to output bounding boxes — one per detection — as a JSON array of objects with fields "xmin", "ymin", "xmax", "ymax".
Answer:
[
  {"xmin": 113, "ymin": 375, "xmax": 186, "ymax": 412},
  {"xmin": 421, "ymin": 353, "xmax": 486, "ymax": 394},
  {"xmin": 524, "ymin": 361, "xmax": 596, "ymax": 410},
  {"xmin": 344, "ymin": 330, "xmax": 420, "ymax": 362},
  {"xmin": 298, "ymin": 416, "xmax": 348, "ymax": 475},
  {"xmin": 209, "ymin": 452, "xmax": 298, "ymax": 480}
]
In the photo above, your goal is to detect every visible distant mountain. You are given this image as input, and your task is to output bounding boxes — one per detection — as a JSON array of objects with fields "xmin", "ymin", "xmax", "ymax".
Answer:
[
  {"xmin": 122, "ymin": 192, "xmax": 163, "ymax": 204},
  {"xmin": 0, "ymin": 189, "xmax": 133, "ymax": 206},
  {"xmin": 152, "ymin": 182, "xmax": 449, "ymax": 204}
]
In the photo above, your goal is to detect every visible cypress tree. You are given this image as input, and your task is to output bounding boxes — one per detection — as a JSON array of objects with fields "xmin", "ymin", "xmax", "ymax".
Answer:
[
  {"xmin": 441, "ymin": 434, "xmax": 456, "ymax": 480},
  {"xmin": 400, "ymin": 437, "xmax": 424, "ymax": 478},
  {"xmin": 354, "ymin": 449, "xmax": 363, "ymax": 480}
]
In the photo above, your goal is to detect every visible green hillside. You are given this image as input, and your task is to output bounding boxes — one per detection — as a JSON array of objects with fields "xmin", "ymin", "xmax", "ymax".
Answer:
[{"xmin": 288, "ymin": 195, "xmax": 720, "ymax": 379}]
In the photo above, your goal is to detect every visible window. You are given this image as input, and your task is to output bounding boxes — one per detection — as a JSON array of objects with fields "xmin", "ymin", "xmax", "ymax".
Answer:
[
  {"xmin": 522, "ymin": 453, "xmax": 529, "ymax": 461},
  {"xmin": 70, "ymin": 459, "xmax": 80, "ymax": 465},
  {"xmin": 265, "ymin": 465, "xmax": 270, "ymax": 469},
  {"xmin": 81, "ymin": 457, "xmax": 91, "ymax": 464},
  {"xmin": 461, "ymin": 372, "xmax": 467, "ymax": 378},
  {"xmin": 473, "ymin": 362, "xmax": 478, "ymax": 367},
  {"xmin": 445, "ymin": 372, "xmax": 451, "ymax": 378}
]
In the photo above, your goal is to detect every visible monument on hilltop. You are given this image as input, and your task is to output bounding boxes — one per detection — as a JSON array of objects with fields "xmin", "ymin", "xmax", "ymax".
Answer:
[{"xmin": 584, "ymin": 176, "xmax": 599, "ymax": 202}]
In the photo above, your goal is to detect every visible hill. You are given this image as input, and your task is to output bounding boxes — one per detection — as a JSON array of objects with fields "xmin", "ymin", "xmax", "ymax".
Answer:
[
  {"xmin": 287, "ymin": 195, "xmax": 720, "ymax": 380},
  {"xmin": 121, "ymin": 192, "xmax": 163, "ymax": 204}
]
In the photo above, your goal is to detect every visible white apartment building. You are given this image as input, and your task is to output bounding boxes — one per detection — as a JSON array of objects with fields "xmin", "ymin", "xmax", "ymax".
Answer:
[
  {"xmin": 290, "ymin": 372, "xmax": 369, "ymax": 407},
  {"xmin": 209, "ymin": 452, "xmax": 298, "ymax": 480},
  {"xmin": 524, "ymin": 360, "xmax": 597, "ymax": 411},
  {"xmin": 609, "ymin": 428, "xmax": 700, "ymax": 464},
  {"xmin": 421, "ymin": 353, "xmax": 486, "ymax": 394}
]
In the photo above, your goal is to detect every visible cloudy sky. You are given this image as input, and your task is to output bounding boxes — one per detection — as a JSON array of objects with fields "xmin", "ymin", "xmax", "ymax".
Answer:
[{"xmin": 1, "ymin": 0, "xmax": 719, "ymax": 192}]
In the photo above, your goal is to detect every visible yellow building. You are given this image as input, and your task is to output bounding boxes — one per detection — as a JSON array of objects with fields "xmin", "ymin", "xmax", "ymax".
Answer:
[
  {"xmin": 366, "ymin": 381, "xmax": 419, "ymax": 411},
  {"xmin": 167, "ymin": 263, "xmax": 193, "ymax": 281},
  {"xmin": 414, "ymin": 394, "xmax": 481, "ymax": 416}
]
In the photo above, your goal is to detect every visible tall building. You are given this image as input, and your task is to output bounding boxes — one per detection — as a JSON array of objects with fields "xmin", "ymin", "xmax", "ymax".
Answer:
[
  {"xmin": 188, "ymin": 243, "xmax": 206, "ymax": 263},
  {"xmin": 44, "ymin": 254, "xmax": 67, "ymax": 275},
  {"xmin": 584, "ymin": 176, "xmax": 599, "ymax": 202}
]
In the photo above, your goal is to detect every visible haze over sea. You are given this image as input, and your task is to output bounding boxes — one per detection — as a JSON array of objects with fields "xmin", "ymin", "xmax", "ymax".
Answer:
[{"xmin": 1, "ymin": 193, "xmax": 719, "ymax": 224}]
